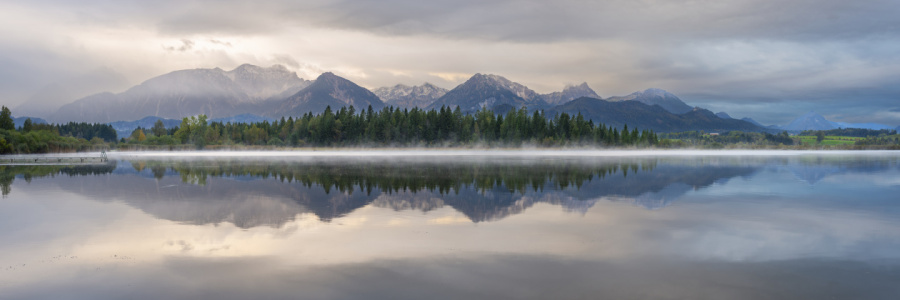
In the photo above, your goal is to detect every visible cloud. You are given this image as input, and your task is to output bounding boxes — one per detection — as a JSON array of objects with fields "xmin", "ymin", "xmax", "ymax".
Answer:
[
  {"xmin": 272, "ymin": 0, "xmax": 900, "ymax": 43},
  {"xmin": 0, "ymin": 0, "xmax": 899, "ymax": 125},
  {"xmin": 163, "ymin": 39, "xmax": 195, "ymax": 52},
  {"xmin": 209, "ymin": 39, "xmax": 233, "ymax": 47}
]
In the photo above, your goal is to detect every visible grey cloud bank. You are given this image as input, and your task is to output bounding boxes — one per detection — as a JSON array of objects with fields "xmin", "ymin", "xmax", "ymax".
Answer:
[{"xmin": 1, "ymin": 0, "xmax": 899, "ymax": 125}]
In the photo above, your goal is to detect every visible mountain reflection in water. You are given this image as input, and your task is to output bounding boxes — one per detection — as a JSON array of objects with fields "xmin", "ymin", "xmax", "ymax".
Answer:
[
  {"xmin": 8, "ymin": 155, "xmax": 891, "ymax": 229},
  {"xmin": 2, "ymin": 153, "xmax": 900, "ymax": 300}
]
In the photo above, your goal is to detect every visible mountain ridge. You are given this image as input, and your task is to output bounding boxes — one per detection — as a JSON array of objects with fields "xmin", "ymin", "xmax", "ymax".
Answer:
[
  {"xmin": 427, "ymin": 73, "xmax": 548, "ymax": 112},
  {"xmin": 551, "ymin": 97, "xmax": 764, "ymax": 133},
  {"xmin": 607, "ymin": 88, "xmax": 693, "ymax": 114},
  {"xmin": 374, "ymin": 83, "xmax": 448, "ymax": 109},
  {"xmin": 541, "ymin": 82, "xmax": 600, "ymax": 106},
  {"xmin": 28, "ymin": 63, "xmax": 894, "ymax": 133},
  {"xmin": 272, "ymin": 72, "xmax": 384, "ymax": 117},
  {"xmin": 50, "ymin": 64, "xmax": 310, "ymax": 123}
]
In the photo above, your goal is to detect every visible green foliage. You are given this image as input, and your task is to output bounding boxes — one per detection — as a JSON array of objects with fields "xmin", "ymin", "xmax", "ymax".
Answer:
[
  {"xmin": 0, "ymin": 106, "xmax": 110, "ymax": 154},
  {"xmin": 22, "ymin": 118, "xmax": 33, "ymax": 132},
  {"xmin": 151, "ymin": 119, "xmax": 167, "ymax": 137},
  {"xmin": 130, "ymin": 128, "xmax": 147, "ymax": 142},
  {"xmin": 854, "ymin": 134, "xmax": 900, "ymax": 147},
  {"xmin": 174, "ymin": 115, "xmax": 209, "ymax": 148},
  {"xmin": 797, "ymin": 135, "xmax": 860, "ymax": 145},
  {"xmin": 800, "ymin": 128, "xmax": 897, "ymax": 138},
  {"xmin": 0, "ymin": 106, "xmax": 13, "ymax": 130},
  {"xmin": 57, "ymin": 122, "xmax": 117, "ymax": 142},
  {"xmin": 661, "ymin": 130, "xmax": 794, "ymax": 147},
  {"xmin": 267, "ymin": 137, "xmax": 284, "ymax": 146},
  {"xmin": 0, "ymin": 137, "xmax": 11, "ymax": 154},
  {"xmin": 0, "ymin": 128, "xmax": 97, "ymax": 154}
]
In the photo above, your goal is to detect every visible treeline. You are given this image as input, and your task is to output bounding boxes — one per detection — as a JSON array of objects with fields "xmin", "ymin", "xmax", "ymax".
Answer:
[
  {"xmin": 799, "ymin": 128, "xmax": 897, "ymax": 138},
  {"xmin": 854, "ymin": 136, "xmax": 900, "ymax": 147},
  {"xmin": 0, "ymin": 106, "xmax": 116, "ymax": 154},
  {"xmin": 57, "ymin": 122, "xmax": 118, "ymax": 142},
  {"xmin": 659, "ymin": 131, "xmax": 795, "ymax": 148},
  {"xmin": 660, "ymin": 129, "xmax": 900, "ymax": 149},
  {"xmin": 129, "ymin": 106, "xmax": 659, "ymax": 148}
]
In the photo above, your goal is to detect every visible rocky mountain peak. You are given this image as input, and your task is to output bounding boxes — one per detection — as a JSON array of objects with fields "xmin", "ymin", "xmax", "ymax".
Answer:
[
  {"xmin": 374, "ymin": 83, "xmax": 448, "ymax": 109},
  {"xmin": 542, "ymin": 82, "xmax": 600, "ymax": 106},
  {"xmin": 462, "ymin": 73, "xmax": 542, "ymax": 103},
  {"xmin": 781, "ymin": 111, "xmax": 836, "ymax": 131},
  {"xmin": 607, "ymin": 88, "xmax": 692, "ymax": 114},
  {"xmin": 642, "ymin": 88, "xmax": 673, "ymax": 97}
]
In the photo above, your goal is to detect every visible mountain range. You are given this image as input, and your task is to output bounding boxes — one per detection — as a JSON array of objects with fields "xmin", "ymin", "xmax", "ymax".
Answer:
[
  {"xmin": 20, "ymin": 63, "xmax": 896, "ymax": 133},
  {"xmin": 551, "ymin": 98, "xmax": 763, "ymax": 133}
]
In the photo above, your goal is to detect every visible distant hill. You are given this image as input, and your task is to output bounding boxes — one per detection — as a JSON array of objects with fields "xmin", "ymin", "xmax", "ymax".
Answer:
[
  {"xmin": 780, "ymin": 111, "xmax": 836, "ymax": 131},
  {"xmin": 374, "ymin": 83, "xmax": 447, "ymax": 109},
  {"xmin": 715, "ymin": 112, "xmax": 732, "ymax": 119},
  {"xmin": 211, "ymin": 114, "xmax": 275, "ymax": 124},
  {"xmin": 551, "ymin": 97, "xmax": 764, "ymax": 132},
  {"xmin": 13, "ymin": 116, "xmax": 48, "ymax": 128},
  {"xmin": 831, "ymin": 121, "xmax": 895, "ymax": 130},
  {"xmin": 607, "ymin": 88, "xmax": 693, "ymax": 114},
  {"xmin": 777, "ymin": 111, "xmax": 895, "ymax": 131},
  {"xmin": 51, "ymin": 64, "xmax": 311, "ymax": 123},
  {"xmin": 741, "ymin": 117, "xmax": 765, "ymax": 127},
  {"xmin": 541, "ymin": 83, "xmax": 599, "ymax": 106},
  {"xmin": 271, "ymin": 72, "xmax": 384, "ymax": 117},
  {"xmin": 428, "ymin": 73, "xmax": 547, "ymax": 112}
]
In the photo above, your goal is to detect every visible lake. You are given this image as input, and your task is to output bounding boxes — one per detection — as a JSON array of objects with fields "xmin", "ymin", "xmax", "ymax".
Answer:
[{"xmin": 1, "ymin": 150, "xmax": 899, "ymax": 299}]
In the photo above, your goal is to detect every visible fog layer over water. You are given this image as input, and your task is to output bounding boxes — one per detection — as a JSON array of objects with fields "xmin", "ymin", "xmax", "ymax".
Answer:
[{"xmin": 1, "ymin": 151, "xmax": 899, "ymax": 299}]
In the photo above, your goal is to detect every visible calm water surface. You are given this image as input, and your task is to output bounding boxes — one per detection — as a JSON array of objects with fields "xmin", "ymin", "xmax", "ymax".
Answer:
[{"xmin": 1, "ymin": 151, "xmax": 899, "ymax": 299}]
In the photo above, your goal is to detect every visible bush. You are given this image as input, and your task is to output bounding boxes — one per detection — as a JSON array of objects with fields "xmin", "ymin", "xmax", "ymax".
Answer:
[{"xmin": 267, "ymin": 137, "xmax": 284, "ymax": 146}]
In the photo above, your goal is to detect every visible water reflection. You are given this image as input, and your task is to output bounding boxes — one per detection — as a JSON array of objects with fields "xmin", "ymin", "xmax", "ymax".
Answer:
[
  {"xmin": 3, "ymin": 157, "xmax": 768, "ymax": 227},
  {"xmin": 3, "ymin": 155, "xmax": 899, "ymax": 228},
  {"xmin": 0, "ymin": 163, "xmax": 118, "ymax": 197},
  {"xmin": 2, "ymin": 153, "xmax": 900, "ymax": 299}
]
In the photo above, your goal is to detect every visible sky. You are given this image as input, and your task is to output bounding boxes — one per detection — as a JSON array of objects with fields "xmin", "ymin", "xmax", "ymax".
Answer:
[{"xmin": 0, "ymin": 0, "xmax": 899, "ymax": 125}]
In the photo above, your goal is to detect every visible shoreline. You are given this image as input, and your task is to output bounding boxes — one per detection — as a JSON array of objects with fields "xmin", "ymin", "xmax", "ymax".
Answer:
[
  {"xmin": 34, "ymin": 148, "xmax": 900, "ymax": 159},
  {"xmin": 4, "ymin": 148, "xmax": 900, "ymax": 163}
]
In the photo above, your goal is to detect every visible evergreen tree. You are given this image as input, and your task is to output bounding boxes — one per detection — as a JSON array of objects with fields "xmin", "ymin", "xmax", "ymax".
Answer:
[
  {"xmin": 0, "ymin": 106, "xmax": 13, "ymax": 130},
  {"xmin": 22, "ymin": 118, "xmax": 33, "ymax": 132}
]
